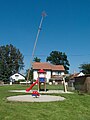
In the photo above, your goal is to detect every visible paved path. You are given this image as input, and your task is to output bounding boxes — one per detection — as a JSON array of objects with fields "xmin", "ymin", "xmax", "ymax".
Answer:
[
  {"xmin": 9, "ymin": 90, "xmax": 72, "ymax": 94},
  {"xmin": 7, "ymin": 95, "xmax": 65, "ymax": 102},
  {"xmin": 7, "ymin": 90, "xmax": 73, "ymax": 102}
]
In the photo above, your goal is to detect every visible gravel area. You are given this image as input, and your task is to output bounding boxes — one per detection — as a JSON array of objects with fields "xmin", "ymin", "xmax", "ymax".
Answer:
[
  {"xmin": 7, "ymin": 90, "xmax": 72, "ymax": 102},
  {"xmin": 7, "ymin": 95, "xmax": 65, "ymax": 102}
]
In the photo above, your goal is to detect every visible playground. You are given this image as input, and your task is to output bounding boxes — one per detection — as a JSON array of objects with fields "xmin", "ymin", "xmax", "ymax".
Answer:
[
  {"xmin": 7, "ymin": 69, "xmax": 70, "ymax": 102},
  {"xmin": 6, "ymin": 12, "xmax": 70, "ymax": 103},
  {"xmin": 0, "ymin": 85, "xmax": 90, "ymax": 120}
]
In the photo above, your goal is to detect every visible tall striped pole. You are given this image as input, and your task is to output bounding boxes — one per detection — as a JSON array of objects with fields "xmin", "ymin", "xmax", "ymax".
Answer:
[{"xmin": 27, "ymin": 11, "xmax": 47, "ymax": 81}]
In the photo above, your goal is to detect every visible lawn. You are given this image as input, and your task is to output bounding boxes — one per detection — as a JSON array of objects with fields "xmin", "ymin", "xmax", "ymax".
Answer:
[{"xmin": 0, "ymin": 84, "xmax": 90, "ymax": 120}]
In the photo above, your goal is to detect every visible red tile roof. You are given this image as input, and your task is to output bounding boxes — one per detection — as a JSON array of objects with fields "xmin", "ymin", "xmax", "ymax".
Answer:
[
  {"xmin": 33, "ymin": 62, "xmax": 65, "ymax": 71},
  {"xmin": 70, "ymin": 73, "xmax": 80, "ymax": 79},
  {"xmin": 51, "ymin": 64, "xmax": 65, "ymax": 71}
]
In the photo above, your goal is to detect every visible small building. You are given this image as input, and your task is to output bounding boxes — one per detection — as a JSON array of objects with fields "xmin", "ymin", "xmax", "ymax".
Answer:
[
  {"xmin": 68, "ymin": 72, "xmax": 87, "ymax": 91},
  {"xmin": 32, "ymin": 62, "xmax": 65, "ymax": 83},
  {"xmin": 70, "ymin": 72, "xmax": 85, "ymax": 80},
  {"xmin": 10, "ymin": 73, "xmax": 25, "ymax": 82},
  {"xmin": 77, "ymin": 72, "xmax": 85, "ymax": 77}
]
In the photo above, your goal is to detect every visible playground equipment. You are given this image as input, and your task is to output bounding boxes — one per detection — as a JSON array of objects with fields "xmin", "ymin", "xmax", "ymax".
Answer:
[
  {"xmin": 32, "ymin": 91, "xmax": 40, "ymax": 98},
  {"xmin": 38, "ymin": 69, "xmax": 46, "ymax": 91},
  {"xmin": 26, "ymin": 80, "xmax": 38, "ymax": 92},
  {"xmin": 26, "ymin": 69, "xmax": 46, "ymax": 92}
]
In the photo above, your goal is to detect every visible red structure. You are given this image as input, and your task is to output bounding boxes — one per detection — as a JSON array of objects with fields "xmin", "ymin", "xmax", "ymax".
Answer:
[
  {"xmin": 38, "ymin": 69, "xmax": 46, "ymax": 91},
  {"xmin": 26, "ymin": 69, "xmax": 46, "ymax": 94},
  {"xmin": 26, "ymin": 80, "xmax": 38, "ymax": 92},
  {"xmin": 32, "ymin": 90, "xmax": 40, "ymax": 97}
]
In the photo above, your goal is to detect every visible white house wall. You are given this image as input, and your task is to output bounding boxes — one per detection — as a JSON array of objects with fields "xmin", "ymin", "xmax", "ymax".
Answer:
[
  {"xmin": 46, "ymin": 71, "xmax": 51, "ymax": 83},
  {"xmin": 33, "ymin": 71, "xmax": 38, "ymax": 80},
  {"xmin": 52, "ymin": 71, "xmax": 64, "ymax": 76},
  {"xmin": 61, "ymin": 72, "xmax": 65, "ymax": 76},
  {"xmin": 33, "ymin": 70, "xmax": 51, "ymax": 83},
  {"xmin": 52, "ymin": 71, "xmax": 58, "ymax": 75},
  {"xmin": 33, "ymin": 70, "xmax": 64, "ymax": 82},
  {"xmin": 10, "ymin": 73, "xmax": 25, "ymax": 81}
]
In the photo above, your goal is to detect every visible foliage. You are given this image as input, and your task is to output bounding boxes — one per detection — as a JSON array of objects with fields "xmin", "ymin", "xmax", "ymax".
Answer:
[
  {"xmin": 46, "ymin": 51, "xmax": 70, "ymax": 73},
  {"xmin": 0, "ymin": 85, "xmax": 90, "ymax": 120},
  {"xmin": 0, "ymin": 44, "xmax": 24, "ymax": 82},
  {"xmin": 79, "ymin": 63, "xmax": 90, "ymax": 74},
  {"xmin": 33, "ymin": 57, "xmax": 41, "ymax": 62},
  {"xmin": 25, "ymin": 57, "xmax": 41, "ymax": 81},
  {"xmin": 26, "ymin": 68, "xmax": 33, "ymax": 81}
]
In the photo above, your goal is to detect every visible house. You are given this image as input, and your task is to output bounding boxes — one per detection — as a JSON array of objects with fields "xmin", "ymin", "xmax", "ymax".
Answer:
[
  {"xmin": 70, "ymin": 72, "xmax": 85, "ymax": 80},
  {"xmin": 10, "ymin": 73, "xmax": 25, "ymax": 82},
  {"xmin": 68, "ymin": 72, "xmax": 85, "ymax": 90},
  {"xmin": 77, "ymin": 72, "xmax": 85, "ymax": 77},
  {"xmin": 32, "ymin": 62, "xmax": 65, "ymax": 83}
]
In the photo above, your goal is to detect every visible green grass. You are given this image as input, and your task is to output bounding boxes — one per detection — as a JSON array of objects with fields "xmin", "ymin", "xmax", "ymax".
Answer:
[
  {"xmin": 31, "ymin": 83, "xmax": 64, "ymax": 90},
  {"xmin": 0, "ymin": 85, "xmax": 90, "ymax": 120}
]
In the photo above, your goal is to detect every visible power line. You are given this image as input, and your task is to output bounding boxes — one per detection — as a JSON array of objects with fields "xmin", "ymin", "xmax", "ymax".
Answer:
[
  {"xmin": 68, "ymin": 54, "xmax": 90, "ymax": 57},
  {"xmin": 24, "ymin": 54, "xmax": 90, "ymax": 57}
]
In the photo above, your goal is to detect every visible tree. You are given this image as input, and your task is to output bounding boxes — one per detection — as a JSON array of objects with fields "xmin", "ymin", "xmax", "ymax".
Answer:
[
  {"xmin": 46, "ymin": 51, "xmax": 70, "ymax": 73},
  {"xmin": 25, "ymin": 57, "xmax": 41, "ymax": 82},
  {"xmin": 79, "ymin": 63, "xmax": 90, "ymax": 74},
  {"xmin": 33, "ymin": 57, "xmax": 41, "ymax": 62},
  {"xmin": 26, "ymin": 68, "xmax": 33, "ymax": 82},
  {"xmin": 0, "ymin": 44, "xmax": 24, "ymax": 82}
]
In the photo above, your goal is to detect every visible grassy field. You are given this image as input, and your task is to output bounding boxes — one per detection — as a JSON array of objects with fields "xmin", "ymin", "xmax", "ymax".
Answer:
[{"xmin": 0, "ymin": 84, "xmax": 90, "ymax": 120}]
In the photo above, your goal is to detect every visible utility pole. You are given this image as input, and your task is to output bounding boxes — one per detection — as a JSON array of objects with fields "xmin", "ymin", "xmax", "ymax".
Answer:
[{"xmin": 27, "ymin": 11, "xmax": 47, "ymax": 82}]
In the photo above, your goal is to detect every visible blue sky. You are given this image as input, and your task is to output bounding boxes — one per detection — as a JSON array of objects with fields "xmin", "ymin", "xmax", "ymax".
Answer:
[{"xmin": 0, "ymin": 0, "xmax": 90, "ymax": 74}]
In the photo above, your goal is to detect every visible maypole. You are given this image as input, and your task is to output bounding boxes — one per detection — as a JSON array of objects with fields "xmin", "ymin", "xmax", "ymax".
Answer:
[{"xmin": 27, "ymin": 11, "xmax": 47, "ymax": 81}]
